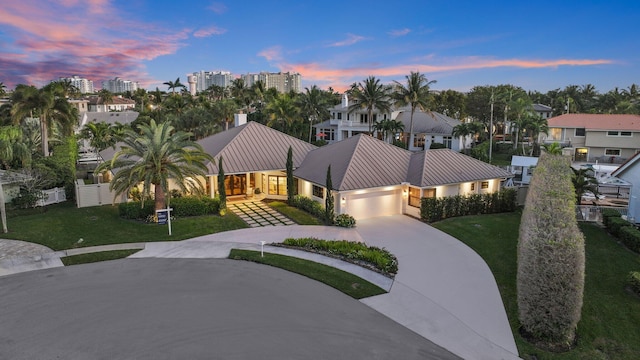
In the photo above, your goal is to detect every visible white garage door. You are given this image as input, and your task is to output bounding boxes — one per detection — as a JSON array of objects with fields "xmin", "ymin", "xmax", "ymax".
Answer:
[{"xmin": 344, "ymin": 189, "xmax": 402, "ymax": 220}]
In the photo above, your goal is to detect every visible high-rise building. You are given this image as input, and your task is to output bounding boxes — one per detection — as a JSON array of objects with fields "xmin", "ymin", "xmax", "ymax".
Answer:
[
  {"xmin": 56, "ymin": 75, "xmax": 95, "ymax": 94},
  {"xmin": 241, "ymin": 72, "xmax": 301, "ymax": 93},
  {"xmin": 191, "ymin": 71, "xmax": 233, "ymax": 92},
  {"xmin": 101, "ymin": 77, "xmax": 139, "ymax": 93}
]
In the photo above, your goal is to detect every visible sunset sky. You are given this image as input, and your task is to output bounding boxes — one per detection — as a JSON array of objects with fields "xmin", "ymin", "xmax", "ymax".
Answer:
[{"xmin": 1, "ymin": 0, "xmax": 638, "ymax": 93}]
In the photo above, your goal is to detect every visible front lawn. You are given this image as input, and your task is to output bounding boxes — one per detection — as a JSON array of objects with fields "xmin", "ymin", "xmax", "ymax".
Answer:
[
  {"xmin": 433, "ymin": 212, "xmax": 640, "ymax": 359},
  {"xmin": 61, "ymin": 249, "xmax": 141, "ymax": 266},
  {"xmin": 267, "ymin": 201, "xmax": 324, "ymax": 225},
  {"xmin": 3, "ymin": 202, "xmax": 248, "ymax": 250}
]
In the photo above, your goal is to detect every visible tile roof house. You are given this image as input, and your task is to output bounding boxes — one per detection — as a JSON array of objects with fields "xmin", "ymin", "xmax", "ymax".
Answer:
[
  {"xmin": 96, "ymin": 119, "xmax": 513, "ymax": 219},
  {"xmin": 612, "ymin": 152, "xmax": 640, "ymax": 224},
  {"xmin": 542, "ymin": 114, "xmax": 640, "ymax": 163}
]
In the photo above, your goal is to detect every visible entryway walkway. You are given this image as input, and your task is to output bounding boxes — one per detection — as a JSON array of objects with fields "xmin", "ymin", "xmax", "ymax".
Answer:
[{"xmin": 227, "ymin": 200, "xmax": 295, "ymax": 227}]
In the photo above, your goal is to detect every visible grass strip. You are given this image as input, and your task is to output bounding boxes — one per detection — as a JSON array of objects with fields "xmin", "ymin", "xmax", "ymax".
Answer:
[
  {"xmin": 267, "ymin": 201, "xmax": 324, "ymax": 225},
  {"xmin": 61, "ymin": 249, "xmax": 141, "ymax": 266},
  {"xmin": 229, "ymin": 249, "xmax": 385, "ymax": 299}
]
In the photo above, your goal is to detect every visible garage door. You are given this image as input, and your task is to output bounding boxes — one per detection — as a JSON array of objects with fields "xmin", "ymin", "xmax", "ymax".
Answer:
[{"xmin": 343, "ymin": 189, "xmax": 402, "ymax": 220}]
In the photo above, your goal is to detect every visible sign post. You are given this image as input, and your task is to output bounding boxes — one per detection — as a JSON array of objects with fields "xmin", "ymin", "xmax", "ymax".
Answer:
[{"xmin": 155, "ymin": 207, "xmax": 173, "ymax": 236}]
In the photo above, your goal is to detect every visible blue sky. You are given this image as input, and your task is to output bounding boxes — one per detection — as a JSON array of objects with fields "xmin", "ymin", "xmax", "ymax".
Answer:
[{"xmin": 1, "ymin": 0, "xmax": 638, "ymax": 93}]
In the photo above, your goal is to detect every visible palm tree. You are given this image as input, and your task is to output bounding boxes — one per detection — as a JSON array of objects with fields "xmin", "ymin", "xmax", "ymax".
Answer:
[
  {"xmin": 96, "ymin": 120, "xmax": 212, "ymax": 211},
  {"xmin": 163, "ymin": 78, "xmax": 186, "ymax": 95},
  {"xmin": 297, "ymin": 85, "xmax": 330, "ymax": 142},
  {"xmin": 572, "ymin": 168, "xmax": 599, "ymax": 203},
  {"xmin": 522, "ymin": 115, "xmax": 549, "ymax": 156},
  {"xmin": 80, "ymin": 122, "xmax": 119, "ymax": 161},
  {"xmin": 0, "ymin": 125, "xmax": 30, "ymax": 169},
  {"xmin": 392, "ymin": 71, "xmax": 436, "ymax": 148},
  {"xmin": 452, "ymin": 122, "xmax": 473, "ymax": 151},
  {"xmin": 348, "ymin": 76, "xmax": 392, "ymax": 135},
  {"xmin": 266, "ymin": 93, "xmax": 301, "ymax": 138},
  {"xmin": 133, "ymin": 88, "xmax": 149, "ymax": 112},
  {"xmin": 97, "ymin": 89, "xmax": 114, "ymax": 108},
  {"xmin": 542, "ymin": 142, "xmax": 563, "ymax": 155},
  {"xmin": 214, "ymin": 99, "xmax": 238, "ymax": 131}
]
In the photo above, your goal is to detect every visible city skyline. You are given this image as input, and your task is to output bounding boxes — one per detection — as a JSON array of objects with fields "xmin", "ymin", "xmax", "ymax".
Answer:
[{"xmin": 1, "ymin": 1, "xmax": 638, "ymax": 94}]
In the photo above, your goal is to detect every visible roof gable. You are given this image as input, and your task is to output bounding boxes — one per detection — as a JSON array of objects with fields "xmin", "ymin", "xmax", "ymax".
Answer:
[
  {"xmin": 294, "ymin": 134, "xmax": 411, "ymax": 191},
  {"xmin": 197, "ymin": 121, "xmax": 317, "ymax": 174},
  {"xmin": 612, "ymin": 151, "xmax": 640, "ymax": 177},
  {"xmin": 548, "ymin": 114, "xmax": 640, "ymax": 131},
  {"xmin": 408, "ymin": 149, "xmax": 513, "ymax": 187},
  {"xmin": 394, "ymin": 110, "xmax": 460, "ymax": 134}
]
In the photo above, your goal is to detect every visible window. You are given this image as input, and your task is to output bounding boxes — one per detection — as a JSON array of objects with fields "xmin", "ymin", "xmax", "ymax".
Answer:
[
  {"xmin": 347, "ymin": 113, "xmax": 350, "ymax": 120},
  {"xmin": 607, "ymin": 131, "xmax": 618, "ymax": 136},
  {"xmin": 423, "ymin": 188, "xmax": 436, "ymax": 198},
  {"xmin": 621, "ymin": 131, "xmax": 632, "ymax": 137},
  {"xmin": 481, "ymin": 181, "xmax": 489, "ymax": 189},
  {"xmin": 360, "ymin": 114, "xmax": 368, "ymax": 123},
  {"xmin": 607, "ymin": 131, "xmax": 632, "ymax": 137},
  {"xmin": 470, "ymin": 183, "xmax": 475, "ymax": 191},
  {"xmin": 605, "ymin": 149, "xmax": 621, "ymax": 156},
  {"xmin": 549, "ymin": 128, "xmax": 562, "ymax": 141},
  {"xmin": 575, "ymin": 128, "xmax": 585, "ymax": 137},
  {"xmin": 443, "ymin": 136, "xmax": 453, "ymax": 149},
  {"xmin": 337, "ymin": 112, "xmax": 342, "ymax": 120},
  {"xmin": 312, "ymin": 185, "xmax": 324, "ymax": 198},
  {"xmin": 413, "ymin": 134, "xmax": 425, "ymax": 148},
  {"xmin": 408, "ymin": 187, "xmax": 421, "ymax": 207},
  {"xmin": 372, "ymin": 114, "xmax": 377, "ymax": 122},
  {"xmin": 268, "ymin": 175, "xmax": 287, "ymax": 195}
]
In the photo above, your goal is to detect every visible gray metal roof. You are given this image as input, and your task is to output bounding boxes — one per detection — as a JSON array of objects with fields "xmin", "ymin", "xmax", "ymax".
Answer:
[
  {"xmin": 394, "ymin": 110, "xmax": 460, "ymax": 135},
  {"xmin": 197, "ymin": 121, "xmax": 317, "ymax": 175},
  {"xmin": 532, "ymin": 103, "xmax": 552, "ymax": 111},
  {"xmin": 82, "ymin": 111, "xmax": 139, "ymax": 126},
  {"xmin": 294, "ymin": 134, "xmax": 411, "ymax": 191},
  {"xmin": 407, "ymin": 149, "xmax": 513, "ymax": 187}
]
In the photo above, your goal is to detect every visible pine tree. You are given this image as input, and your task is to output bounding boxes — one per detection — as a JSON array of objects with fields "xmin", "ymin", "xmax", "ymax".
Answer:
[
  {"xmin": 286, "ymin": 146, "xmax": 294, "ymax": 204},
  {"xmin": 218, "ymin": 156, "xmax": 226, "ymax": 214},
  {"xmin": 325, "ymin": 165, "xmax": 334, "ymax": 225}
]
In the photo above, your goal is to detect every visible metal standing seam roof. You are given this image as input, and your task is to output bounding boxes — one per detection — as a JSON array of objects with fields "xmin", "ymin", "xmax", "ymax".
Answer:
[
  {"xmin": 393, "ymin": 110, "xmax": 461, "ymax": 135},
  {"xmin": 81, "ymin": 111, "xmax": 139, "ymax": 127},
  {"xmin": 197, "ymin": 121, "xmax": 317, "ymax": 175},
  {"xmin": 548, "ymin": 113, "xmax": 640, "ymax": 131},
  {"xmin": 407, "ymin": 149, "xmax": 514, "ymax": 187},
  {"xmin": 294, "ymin": 134, "xmax": 412, "ymax": 191}
]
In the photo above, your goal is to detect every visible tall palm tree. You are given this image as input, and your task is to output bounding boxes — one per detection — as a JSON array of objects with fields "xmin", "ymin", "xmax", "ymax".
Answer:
[
  {"xmin": 572, "ymin": 168, "xmax": 599, "ymax": 203},
  {"xmin": 266, "ymin": 93, "xmax": 301, "ymax": 138},
  {"xmin": 452, "ymin": 122, "xmax": 472, "ymax": 151},
  {"xmin": 96, "ymin": 120, "xmax": 212, "ymax": 211},
  {"xmin": 98, "ymin": 89, "xmax": 114, "ymax": 107},
  {"xmin": 80, "ymin": 122, "xmax": 119, "ymax": 160},
  {"xmin": 348, "ymin": 76, "xmax": 392, "ymax": 135},
  {"xmin": 297, "ymin": 85, "xmax": 330, "ymax": 142},
  {"xmin": 522, "ymin": 115, "xmax": 549, "ymax": 156},
  {"xmin": 163, "ymin": 78, "xmax": 186, "ymax": 95},
  {"xmin": 214, "ymin": 98, "xmax": 238, "ymax": 131},
  {"xmin": 392, "ymin": 71, "xmax": 436, "ymax": 148}
]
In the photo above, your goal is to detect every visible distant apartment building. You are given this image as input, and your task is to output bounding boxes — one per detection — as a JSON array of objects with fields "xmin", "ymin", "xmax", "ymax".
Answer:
[
  {"xmin": 101, "ymin": 77, "xmax": 139, "ymax": 93},
  {"xmin": 55, "ymin": 76, "xmax": 95, "ymax": 94},
  {"xmin": 241, "ymin": 72, "xmax": 301, "ymax": 93},
  {"xmin": 191, "ymin": 71, "xmax": 233, "ymax": 92}
]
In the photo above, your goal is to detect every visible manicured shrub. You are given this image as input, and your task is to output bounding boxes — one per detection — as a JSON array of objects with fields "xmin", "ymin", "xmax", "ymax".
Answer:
[
  {"xmin": 335, "ymin": 214, "xmax": 356, "ymax": 228},
  {"xmin": 619, "ymin": 226, "xmax": 640, "ymax": 253},
  {"xmin": 281, "ymin": 238, "xmax": 397, "ymax": 275},
  {"xmin": 517, "ymin": 153, "xmax": 585, "ymax": 345},
  {"xmin": 608, "ymin": 216, "xmax": 633, "ymax": 238},
  {"xmin": 420, "ymin": 188, "xmax": 517, "ymax": 222},
  {"xmin": 118, "ymin": 201, "xmax": 155, "ymax": 220},
  {"xmin": 602, "ymin": 208, "xmax": 622, "ymax": 228},
  {"xmin": 291, "ymin": 195, "xmax": 324, "ymax": 218},
  {"xmin": 169, "ymin": 196, "xmax": 219, "ymax": 217},
  {"xmin": 627, "ymin": 271, "xmax": 640, "ymax": 296}
]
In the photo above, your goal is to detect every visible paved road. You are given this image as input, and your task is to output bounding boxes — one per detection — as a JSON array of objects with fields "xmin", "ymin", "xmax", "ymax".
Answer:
[{"xmin": 0, "ymin": 258, "xmax": 460, "ymax": 360}]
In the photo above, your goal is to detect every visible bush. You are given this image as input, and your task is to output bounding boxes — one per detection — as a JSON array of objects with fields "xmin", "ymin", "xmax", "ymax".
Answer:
[
  {"xmin": 608, "ymin": 216, "xmax": 633, "ymax": 238},
  {"xmin": 118, "ymin": 201, "xmax": 155, "ymax": 220},
  {"xmin": 335, "ymin": 214, "xmax": 356, "ymax": 228},
  {"xmin": 619, "ymin": 226, "xmax": 640, "ymax": 253},
  {"xmin": 290, "ymin": 195, "xmax": 324, "ymax": 218},
  {"xmin": 420, "ymin": 188, "xmax": 518, "ymax": 222},
  {"xmin": 602, "ymin": 208, "xmax": 622, "ymax": 228},
  {"xmin": 10, "ymin": 187, "xmax": 44, "ymax": 209},
  {"xmin": 281, "ymin": 238, "xmax": 398, "ymax": 275},
  {"xmin": 627, "ymin": 271, "xmax": 640, "ymax": 296}
]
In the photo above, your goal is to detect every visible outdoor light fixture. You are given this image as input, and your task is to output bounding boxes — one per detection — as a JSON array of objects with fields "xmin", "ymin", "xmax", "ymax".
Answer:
[{"xmin": 260, "ymin": 241, "xmax": 266, "ymax": 257}]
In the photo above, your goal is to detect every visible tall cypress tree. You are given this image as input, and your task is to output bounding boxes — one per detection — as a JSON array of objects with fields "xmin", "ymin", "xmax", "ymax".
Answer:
[
  {"xmin": 325, "ymin": 165, "xmax": 334, "ymax": 225},
  {"xmin": 517, "ymin": 153, "xmax": 585, "ymax": 346},
  {"xmin": 286, "ymin": 146, "xmax": 294, "ymax": 204},
  {"xmin": 217, "ymin": 156, "xmax": 226, "ymax": 214}
]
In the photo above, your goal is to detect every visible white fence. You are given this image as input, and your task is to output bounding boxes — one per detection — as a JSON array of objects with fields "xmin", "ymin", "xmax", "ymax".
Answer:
[
  {"xmin": 576, "ymin": 205, "xmax": 628, "ymax": 223},
  {"xmin": 36, "ymin": 187, "xmax": 67, "ymax": 207},
  {"xmin": 75, "ymin": 179, "xmax": 126, "ymax": 208}
]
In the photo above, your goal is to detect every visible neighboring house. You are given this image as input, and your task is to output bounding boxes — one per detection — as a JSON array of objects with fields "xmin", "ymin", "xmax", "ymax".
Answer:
[
  {"xmin": 315, "ymin": 94, "xmax": 464, "ymax": 151},
  {"xmin": 541, "ymin": 114, "xmax": 640, "ymax": 163},
  {"xmin": 508, "ymin": 156, "xmax": 539, "ymax": 185},
  {"xmin": 612, "ymin": 152, "xmax": 640, "ymax": 224},
  {"xmin": 79, "ymin": 111, "xmax": 139, "ymax": 129},
  {"xmin": 97, "ymin": 118, "xmax": 513, "ymax": 220},
  {"xmin": 0, "ymin": 170, "xmax": 27, "ymax": 204},
  {"xmin": 87, "ymin": 96, "xmax": 136, "ymax": 112},
  {"xmin": 532, "ymin": 104, "xmax": 552, "ymax": 120}
]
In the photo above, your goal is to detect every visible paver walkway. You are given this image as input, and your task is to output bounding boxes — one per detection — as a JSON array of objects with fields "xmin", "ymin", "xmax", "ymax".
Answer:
[{"xmin": 228, "ymin": 200, "xmax": 295, "ymax": 227}]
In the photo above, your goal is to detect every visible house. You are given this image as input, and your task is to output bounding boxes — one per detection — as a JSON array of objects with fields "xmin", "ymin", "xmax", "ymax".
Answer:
[
  {"xmin": 508, "ymin": 156, "xmax": 539, "ymax": 185},
  {"xmin": 541, "ymin": 114, "xmax": 640, "ymax": 163},
  {"xmin": 612, "ymin": 152, "xmax": 640, "ymax": 224},
  {"xmin": 532, "ymin": 104, "xmax": 552, "ymax": 120},
  {"xmin": 87, "ymin": 96, "xmax": 136, "ymax": 112},
  {"xmin": 97, "ymin": 118, "xmax": 513, "ymax": 220},
  {"xmin": 79, "ymin": 111, "xmax": 139, "ymax": 129},
  {"xmin": 315, "ymin": 94, "xmax": 464, "ymax": 151}
]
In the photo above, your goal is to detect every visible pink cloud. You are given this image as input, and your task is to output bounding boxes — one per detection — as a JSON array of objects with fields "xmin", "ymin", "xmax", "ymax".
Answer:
[
  {"xmin": 193, "ymin": 26, "xmax": 227, "ymax": 38},
  {"xmin": 207, "ymin": 2, "xmax": 227, "ymax": 14},
  {"xmin": 258, "ymin": 46, "xmax": 283, "ymax": 62},
  {"xmin": 328, "ymin": 33, "xmax": 366, "ymax": 47},
  {"xmin": 388, "ymin": 28, "xmax": 411, "ymax": 37}
]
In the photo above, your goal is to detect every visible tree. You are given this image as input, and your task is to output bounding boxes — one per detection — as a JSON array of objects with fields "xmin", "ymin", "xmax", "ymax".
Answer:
[
  {"xmin": 214, "ymin": 99, "xmax": 238, "ymax": 131},
  {"xmin": 452, "ymin": 122, "xmax": 473, "ymax": 151},
  {"xmin": 97, "ymin": 89, "xmax": 113, "ymax": 105},
  {"xmin": 218, "ymin": 156, "xmax": 226, "ymax": 214},
  {"xmin": 96, "ymin": 120, "xmax": 212, "ymax": 211},
  {"xmin": 79, "ymin": 122, "xmax": 119, "ymax": 160},
  {"xmin": 431, "ymin": 89, "xmax": 466, "ymax": 119},
  {"xmin": 522, "ymin": 115, "xmax": 548, "ymax": 156},
  {"xmin": 0, "ymin": 125, "xmax": 30, "ymax": 169},
  {"xmin": 266, "ymin": 93, "xmax": 301, "ymax": 138},
  {"xmin": 297, "ymin": 85, "xmax": 330, "ymax": 142},
  {"xmin": 348, "ymin": 76, "xmax": 392, "ymax": 135},
  {"xmin": 286, "ymin": 146, "xmax": 294, "ymax": 204},
  {"xmin": 517, "ymin": 153, "xmax": 585, "ymax": 345},
  {"xmin": 325, "ymin": 165, "xmax": 334, "ymax": 225},
  {"xmin": 571, "ymin": 168, "xmax": 599, "ymax": 203},
  {"xmin": 164, "ymin": 78, "xmax": 186, "ymax": 95},
  {"xmin": 542, "ymin": 142, "xmax": 562, "ymax": 155},
  {"xmin": 393, "ymin": 71, "xmax": 436, "ymax": 148},
  {"xmin": 0, "ymin": 82, "xmax": 6, "ymax": 98}
]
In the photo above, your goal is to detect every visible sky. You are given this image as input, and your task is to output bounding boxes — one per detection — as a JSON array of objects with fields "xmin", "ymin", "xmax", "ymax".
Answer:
[{"xmin": 1, "ymin": 0, "xmax": 638, "ymax": 94}]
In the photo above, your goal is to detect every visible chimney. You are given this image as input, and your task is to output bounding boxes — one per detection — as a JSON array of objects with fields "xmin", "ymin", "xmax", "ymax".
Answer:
[
  {"xmin": 342, "ymin": 93, "xmax": 348, "ymax": 108},
  {"xmin": 234, "ymin": 113, "xmax": 247, "ymax": 127}
]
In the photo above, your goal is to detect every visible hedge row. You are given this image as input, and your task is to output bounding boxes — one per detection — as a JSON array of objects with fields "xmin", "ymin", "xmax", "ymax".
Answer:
[
  {"xmin": 281, "ymin": 237, "xmax": 397, "ymax": 275},
  {"xmin": 627, "ymin": 271, "xmax": 640, "ymax": 296},
  {"xmin": 602, "ymin": 210, "xmax": 640, "ymax": 253},
  {"xmin": 118, "ymin": 196, "xmax": 221, "ymax": 220},
  {"xmin": 290, "ymin": 195, "xmax": 324, "ymax": 218},
  {"xmin": 420, "ymin": 188, "xmax": 518, "ymax": 223}
]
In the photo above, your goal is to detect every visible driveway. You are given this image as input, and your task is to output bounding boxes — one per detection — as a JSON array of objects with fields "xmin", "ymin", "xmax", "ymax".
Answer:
[{"xmin": 0, "ymin": 258, "xmax": 459, "ymax": 360}]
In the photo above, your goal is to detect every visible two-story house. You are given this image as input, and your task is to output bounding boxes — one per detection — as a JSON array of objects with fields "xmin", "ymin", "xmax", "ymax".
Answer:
[
  {"xmin": 541, "ymin": 114, "xmax": 640, "ymax": 163},
  {"xmin": 314, "ymin": 94, "xmax": 464, "ymax": 151}
]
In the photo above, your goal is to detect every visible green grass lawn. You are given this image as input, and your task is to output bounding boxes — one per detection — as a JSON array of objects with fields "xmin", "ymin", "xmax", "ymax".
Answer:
[
  {"xmin": 4, "ymin": 202, "xmax": 248, "ymax": 250},
  {"xmin": 433, "ymin": 212, "xmax": 640, "ymax": 359},
  {"xmin": 61, "ymin": 249, "xmax": 141, "ymax": 266},
  {"xmin": 229, "ymin": 249, "xmax": 386, "ymax": 299},
  {"xmin": 267, "ymin": 201, "xmax": 324, "ymax": 225}
]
